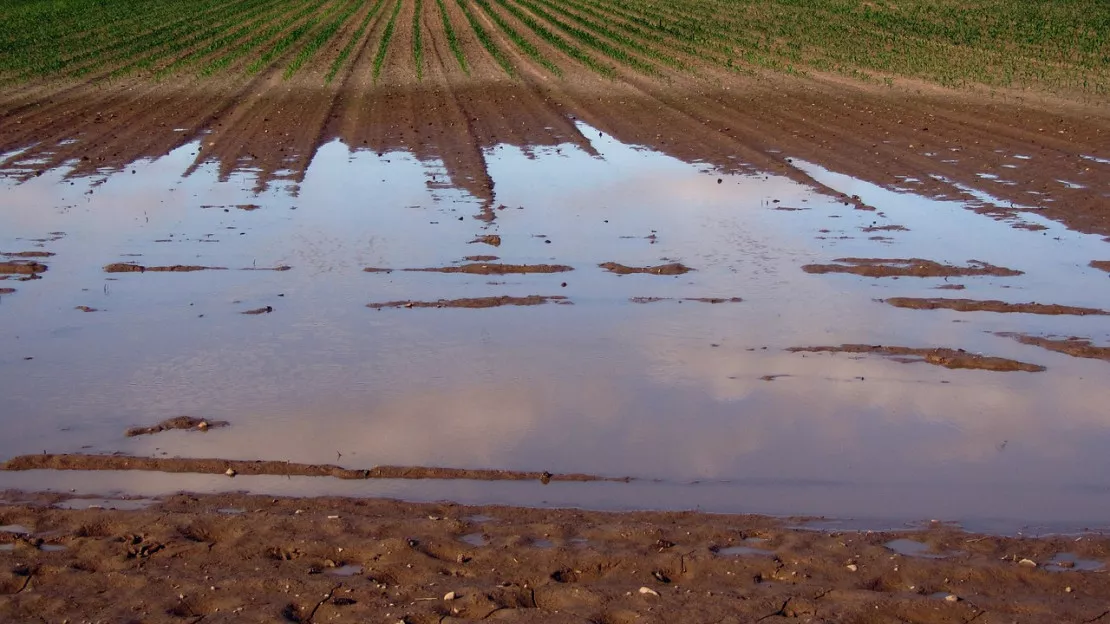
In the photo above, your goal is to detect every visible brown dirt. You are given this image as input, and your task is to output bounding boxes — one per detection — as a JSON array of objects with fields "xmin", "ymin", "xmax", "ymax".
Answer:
[
  {"xmin": 0, "ymin": 252, "xmax": 54, "ymax": 258},
  {"xmin": 935, "ymin": 284, "xmax": 967, "ymax": 290},
  {"xmin": 883, "ymin": 298, "xmax": 1108, "ymax": 316},
  {"xmin": 0, "ymin": 261, "xmax": 47, "ymax": 275},
  {"xmin": 0, "ymin": 455, "xmax": 616, "ymax": 483},
  {"xmin": 802, "ymin": 258, "xmax": 1023, "ymax": 278},
  {"xmin": 996, "ymin": 333, "xmax": 1110, "ymax": 362},
  {"xmin": 630, "ymin": 297, "xmax": 742, "ymax": 304},
  {"xmin": 464, "ymin": 255, "xmax": 500, "ymax": 262},
  {"xmin": 73, "ymin": 306, "xmax": 97, "ymax": 313},
  {"xmin": 600, "ymin": 262, "xmax": 694, "ymax": 276},
  {"xmin": 124, "ymin": 417, "xmax": 230, "ymax": 438},
  {"xmin": 0, "ymin": 288, "xmax": 15, "ymax": 295},
  {"xmin": 0, "ymin": 491, "xmax": 1107, "ymax": 623},
  {"xmin": 368, "ymin": 296, "xmax": 569, "ymax": 309},
  {"xmin": 406, "ymin": 264, "xmax": 573, "ymax": 275},
  {"xmin": 103, "ymin": 263, "xmax": 226, "ymax": 273},
  {"xmin": 1091, "ymin": 261, "xmax": 1110, "ymax": 274},
  {"xmin": 788, "ymin": 344, "xmax": 1045, "ymax": 372},
  {"xmin": 469, "ymin": 235, "xmax": 502, "ymax": 247}
]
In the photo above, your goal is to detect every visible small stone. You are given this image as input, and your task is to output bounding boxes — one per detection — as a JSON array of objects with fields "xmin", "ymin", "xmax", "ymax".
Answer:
[
  {"xmin": 846, "ymin": 564, "xmax": 858, "ymax": 572},
  {"xmin": 1019, "ymin": 558, "xmax": 1037, "ymax": 568},
  {"xmin": 197, "ymin": 421, "xmax": 209, "ymax": 430},
  {"xmin": 945, "ymin": 594, "xmax": 959, "ymax": 603},
  {"xmin": 444, "ymin": 591, "xmax": 456, "ymax": 601},
  {"xmin": 1065, "ymin": 586, "xmax": 1073, "ymax": 593},
  {"xmin": 224, "ymin": 468, "xmax": 237, "ymax": 477},
  {"xmin": 638, "ymin": 587, "xmax": 660, "ymax": 597}
]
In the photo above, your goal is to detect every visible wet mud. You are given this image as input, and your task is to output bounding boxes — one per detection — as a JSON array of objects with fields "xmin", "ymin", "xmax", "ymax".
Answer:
[
  {"xmin": 883, "ymin": 298, "xmax": 1108, "ymax": 316},
  {"xmin": 0, "ymin": 455, "xmax": 616, "ymax": 483},
  {"xmin": 407, "ymin": 264, "xmax": 573, "ymax": 275},
  {"xmin": 0, "ymin": 261, "xmax": 47, "ymax": 275},
  {"xmin": 599, "ymin": 262, "xmax": 694, "ymax": 276},
  {"xmin": 103, "ymin": 263, "xmax": 226, "ymax": 273},
  {"xmin": 0, "ymin": 492, "xmax": 1108, "ymax": 623},
  {"xmin": 124, "ymin": 417, "xmax": 229, "ymax": 438},
  {"xmin": 1091, "ymin": 261, "xmax": 1110, "ymax": 274},
  {"xmin": 802, "ymin": 258, "xmax": 1023, "ymax": 278},
  {"xmin": 368, "ymin": 296, "xmax": 569, "ymax": 309},
  {"xmin": 996, "ymin": 333, "xmax": 1110, "ymax": 362},
  {"xmin": 789, "ymin": 345, "xmax": 1045, "ymax": 372},
  {"xmin": 630, "ymin": 297, "xmax": 743, "ymax": 304}
]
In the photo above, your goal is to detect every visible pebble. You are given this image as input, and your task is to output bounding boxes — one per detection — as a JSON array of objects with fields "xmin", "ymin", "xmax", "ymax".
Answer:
[
  {"xmin": 444, "ymin": 591, "xmax": 456, "ymax": 601},
  {"xmin": 638, "ymin": 587, "xmax": 660, "ymax": 597},
  {"xmin": 945, "ymin": 594, "xmax": 959, "ymax": 603},
  {"xmin": 846, "ymin": 564, "xmax": 858, "ymax": 572},
  {"xmin": 1019, "ymin": 558, "xmax": 1037, "ymax": 568},
  {"xmin": 224, "ymin": 468, "xmax": 237, "ymax": 477}
]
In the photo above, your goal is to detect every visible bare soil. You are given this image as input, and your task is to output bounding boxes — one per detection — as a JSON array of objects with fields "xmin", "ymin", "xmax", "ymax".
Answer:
[
  {"xmin": 883, "ymin": 298, "xmax": 1108, "ymax": 316},
  {"xmin": 1091, "ymin": 261, "xmax": 1110, "ymax": 274},
  {"xmin": 996, "ymin": 333, "xmax": 1110, "ymax": 362},
  {"xmin": 0, "ymin": 252, "xmax": 54, "ymax": 258},
  {"xmin": 599, "ymin": 262, "xmax": 694, "ymax": 276},
  {"xmin": 1, "ymin": 491, "xmax": 1107, "ymax": 623},
  {"xmin": 802, "ymin": 258, "xmax": 1023, "ymax": 279},
  {"xmin": 368, "ymin": 296, "xmax": 569, "ymax": 309},
  {"xmin": 103, "ymin": 263, "xmax": 227, "ymax": 273},
  {"xmin": 124, "ymin": 417, "xmax": 230, "ymax": 438},
  {"xmin": 630, "ymin": 297, "xmax": 743, "ymax": 304},
  {"xmin": 407, "ymin": 264, "xmax": 574, "ymax": 275},
  {"xmin": 0, "ymin": 262, "xmax": 47, "ymax": 275},
  {"xmin": 788, "ymin": 345, "xmax": 1045, "ymax": 372},
  {"xmin": 0, "ymin": 455, "xmax": 615, "ymax": 483}
]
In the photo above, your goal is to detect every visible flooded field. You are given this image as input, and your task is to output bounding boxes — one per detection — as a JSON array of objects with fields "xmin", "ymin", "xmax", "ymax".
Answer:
[{"xmin": 2, "ymin": 111, "xmax": 1109, "ymax": 532}]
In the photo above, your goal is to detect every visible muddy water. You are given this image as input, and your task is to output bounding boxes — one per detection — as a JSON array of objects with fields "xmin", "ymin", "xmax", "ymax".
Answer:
[{"xmin": 2, "ymin": 126, "xmax": 1110, "ymax": 531}]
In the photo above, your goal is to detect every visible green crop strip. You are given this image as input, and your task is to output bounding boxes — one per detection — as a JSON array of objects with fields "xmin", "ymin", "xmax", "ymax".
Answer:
[
  {"xmin": 155, "ymin": 0, "xmax": 312, "ymax": 79},
  {"xmin": 492, "ymin": 0, "xmax": 612, "ymax": 76},
  {"xmin": 326, "ymin": 0, "xmax": 386, "ymax": 84},
  {"xmin": 455, "ymin": 0, "xmax": 514, "ymax": 77},
  {"xmin": 372, "ymin": 0, "xmax": 404, "ymax": 82},
  {"xmin": 200, "ymin": 0, "xmax": 324, "ymax": 76},
  {"xmin": 285, "ymin": 0, "xmax": 366, "ymax": 79},
  {"xmin": 434, "ymin": 0, "xmax": 468, "ymax": 74},
  {"xmin": 522, "ymin": 0, "xmax": 678, "ymax": 69},
  {"xmin": 413, "ymin": 0, "xmax": 425, "ymax": 80},
  {"xmin": 473, "ymin": 0, "xmax": 560, "ymax": 76},
  {"xmin": 249, "ymin": 0, "xmax": 355, "ymax": 75}
]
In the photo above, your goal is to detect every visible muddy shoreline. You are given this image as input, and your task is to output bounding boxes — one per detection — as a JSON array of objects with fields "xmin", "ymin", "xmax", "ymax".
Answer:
[{"xmin": 0, "ymin": 491, "xmax": 1107, "ymax": 622}]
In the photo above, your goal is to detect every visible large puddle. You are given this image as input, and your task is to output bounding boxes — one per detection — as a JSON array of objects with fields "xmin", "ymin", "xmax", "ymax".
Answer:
[{"xmin": 2, "ymin": 124, "xmax": 1109, "ymax": 532}]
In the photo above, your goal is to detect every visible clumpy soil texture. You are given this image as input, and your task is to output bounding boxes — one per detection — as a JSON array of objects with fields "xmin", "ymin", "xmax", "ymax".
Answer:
[
  {"xmin": 1, "ymin": 492, "xmax": 1108, "ymax": 623},
  {"xmin": 368, "ymin": 296, "xmax": 569, "ymax": 309},
  {"xmin": 124, "ymin": 416, "xmax": 229, "ymax": 438},
  {"xmin": 996, "ymin": 334, "xmax": 1110, "ymax": 362},
  {"xmin": 104, "ymin": 263, "xmax": 226, "ymax": 273},
  {"xmin": 882, "ymin": 298, "xmax": 1109, "ymax": 316},
  {"xmin": 1, "ymin": 455, "xmax": 614, "ymax": 482},
  {"xmin": 599, "ymin": 263, "xmax": 694, "ymax": 276},
  {"xmin": 802, "ymin": 259, "xmax": 1022, "ymax": 278},
  {"xmin": 789, "ymin": 345, "xmax": 1045, "ymax": 373}
]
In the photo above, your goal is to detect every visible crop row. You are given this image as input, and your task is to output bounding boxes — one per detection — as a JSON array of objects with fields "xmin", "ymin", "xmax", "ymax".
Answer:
[{"xmin": 0, "ymin": 0, "xmax": 1103, "ymax": 95}]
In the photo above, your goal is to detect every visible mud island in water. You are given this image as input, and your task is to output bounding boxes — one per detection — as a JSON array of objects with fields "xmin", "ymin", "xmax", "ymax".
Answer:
[{"xmin": 2, "ymin": 0, "xmax": 1110, "ymax": 620}]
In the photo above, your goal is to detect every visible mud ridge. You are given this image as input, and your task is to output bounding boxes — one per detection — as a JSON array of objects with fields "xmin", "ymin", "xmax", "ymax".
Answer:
[
  {"xmin": 104, "ymin": 263, "xmax": 227, "ymax": 273},
  {"xmin": 368, "ymin": 295, "xmax": 569, "ymax": 309},
  {"xmin": 125, "ymin": 417, "xmax": 230, "ymax": 438},
  {"xmin": 0, "ymin": 454, "xmax": 623, "ymax": 483},
  {"xmin": 996, "ymin": 333, "xmax": 1110, "ymax": 362},
  {"xmin": 789, "ymin": 344, "xmax": 1045, "ymax": 372},
  {"xmin": 406, "ymin": 263, "xmax": 573, "ymax": 275},
  {"xmin": 600, "ymin": 262, "xmax": 693, "ymax": 275},
  {"xmin": 630, "ymin": 297, "xmax": 742, "ymax": 304},
  {"xmin": 802, "ymin": 258, "xmax": 1022, "ymax": 278},
  {"xmin": 0, "ymin": 261, "xmax": 47, "ymax": 275},
  {"xmin": 883, "ymin": 297, "xmax": 1108, "ymax": 316}
]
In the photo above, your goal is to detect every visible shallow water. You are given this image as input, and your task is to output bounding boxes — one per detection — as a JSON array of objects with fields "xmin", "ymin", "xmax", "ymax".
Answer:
[{"xmin": 2, "ymin": 124, "xmax": 1110, "ymax": 531}]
